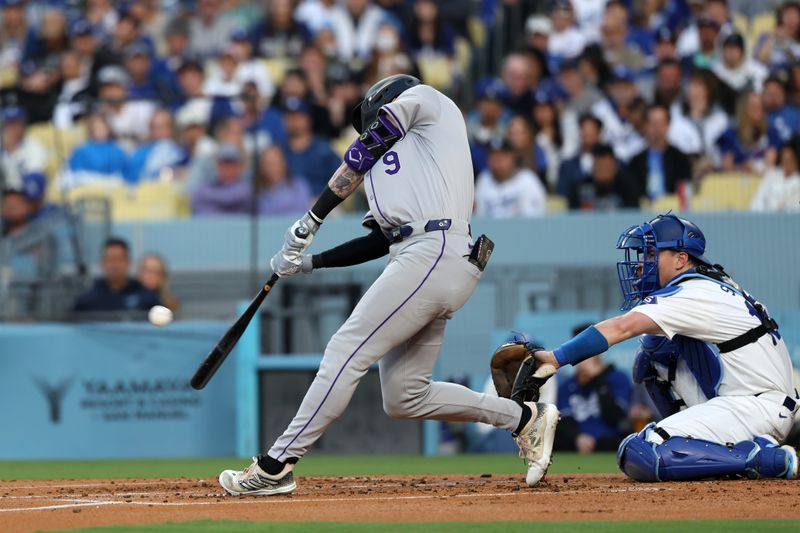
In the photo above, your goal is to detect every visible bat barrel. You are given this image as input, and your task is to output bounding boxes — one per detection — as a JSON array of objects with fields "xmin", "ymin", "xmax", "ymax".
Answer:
[{"xmin": 189, "ymin": 273, "xmax": 279, "ymax": 390}]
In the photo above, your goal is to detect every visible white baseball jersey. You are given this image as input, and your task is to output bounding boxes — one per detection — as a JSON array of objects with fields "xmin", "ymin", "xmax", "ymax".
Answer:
[
  {"xmin": 363, "ymin": 84, "xmax": 474, "ymax": 230},
  {"xmin": 630, "ymin": 278, "xmax": 795, "ymax": 398},
  {"xmin": 474, "ymin": 168, "xmax": 547, "ymax": 218}
]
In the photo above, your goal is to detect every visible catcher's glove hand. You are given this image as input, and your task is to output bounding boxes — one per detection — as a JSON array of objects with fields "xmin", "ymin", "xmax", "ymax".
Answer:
[{"xmin": 490, "ymin": 341, "xmax": 557, "ymax": 403}]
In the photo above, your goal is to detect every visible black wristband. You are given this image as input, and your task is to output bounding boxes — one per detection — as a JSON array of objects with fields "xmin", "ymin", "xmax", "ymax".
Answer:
[{"xmin": 310, "ymin": 186, "xmax": 344, "ymax": 221}]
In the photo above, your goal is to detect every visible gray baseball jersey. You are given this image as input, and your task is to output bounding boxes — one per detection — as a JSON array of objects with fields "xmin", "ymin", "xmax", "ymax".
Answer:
[
  {"xmin": 363, "ymin": 84, "xmax": 474, "ymax": 230},
  {"xmin": 267, "ymin": 85, "xmax": 523, "ymax": 462}
]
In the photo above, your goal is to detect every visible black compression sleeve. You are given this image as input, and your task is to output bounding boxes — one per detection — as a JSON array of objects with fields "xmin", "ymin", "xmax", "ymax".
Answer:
[
  {"xmin": 312, "ymin": 226, "xmax": 390, "ymax": 269},
  {"xmin": 309, "ymin": 186, "xmax": 344, "ymax": 221}
]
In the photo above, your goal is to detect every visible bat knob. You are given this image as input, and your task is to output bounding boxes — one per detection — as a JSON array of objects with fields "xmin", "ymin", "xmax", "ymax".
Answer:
[{"xmin": 294, "ymin": 226, "xmax": 309, "ymax": 239}]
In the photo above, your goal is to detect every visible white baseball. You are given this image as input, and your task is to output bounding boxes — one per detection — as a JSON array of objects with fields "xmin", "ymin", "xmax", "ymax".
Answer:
[{"xmin": 148, "ymin": 305, "xmax": 174, "ymax": 327}]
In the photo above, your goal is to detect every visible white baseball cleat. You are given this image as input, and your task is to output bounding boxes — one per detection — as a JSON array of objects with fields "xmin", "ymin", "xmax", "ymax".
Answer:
[
  {"xmin": 781, "ymin": 445, "xmax": 798, "ymax": 480},
  {"xmin": 219, "ymin": 456, "xmax": 296, "ymax": 496},
  {"xmin": 515, "ymin": 402, "xmax": 560, "ymax": 486}
]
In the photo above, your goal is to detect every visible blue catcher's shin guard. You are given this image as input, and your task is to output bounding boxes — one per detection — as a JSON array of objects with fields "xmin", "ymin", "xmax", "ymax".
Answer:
[{"xmin": 617, "ymin": 427, "xmax": 796, "ymax": 481}]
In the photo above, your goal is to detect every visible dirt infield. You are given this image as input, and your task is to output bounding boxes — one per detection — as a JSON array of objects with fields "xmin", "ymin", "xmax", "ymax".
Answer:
[{"xmin": 2, "ymin": 473, "xmax": 799, "ymax": 532}]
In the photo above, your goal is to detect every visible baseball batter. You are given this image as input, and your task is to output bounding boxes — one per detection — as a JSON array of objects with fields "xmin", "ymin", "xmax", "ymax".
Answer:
[
  {"xmin": 527, "ymin": 214, "xmax": 799, "ymax": 481},
  {"xmin": 219, "ymin": 75, "xmax": 559, "ymax": 496}
]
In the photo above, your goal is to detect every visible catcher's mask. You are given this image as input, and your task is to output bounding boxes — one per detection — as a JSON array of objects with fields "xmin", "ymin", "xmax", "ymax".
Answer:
[
  {"xmin": 616, "ymin": 214, "xmax": 710, "ymax": 310},
  {"xmin": 351, "ymin": 74, "xmax": 420, "ymax": 134}
]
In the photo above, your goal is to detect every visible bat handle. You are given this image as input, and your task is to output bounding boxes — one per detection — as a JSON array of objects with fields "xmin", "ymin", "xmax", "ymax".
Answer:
[{"xmin": 265, "ymin": 272, "xmax": 280, "ymax": 290}]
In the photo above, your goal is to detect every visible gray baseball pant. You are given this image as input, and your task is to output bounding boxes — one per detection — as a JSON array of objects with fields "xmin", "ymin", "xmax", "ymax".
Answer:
[{"xmin": 268, "ymin": 226, "xmax": 523, "ymax": 461}]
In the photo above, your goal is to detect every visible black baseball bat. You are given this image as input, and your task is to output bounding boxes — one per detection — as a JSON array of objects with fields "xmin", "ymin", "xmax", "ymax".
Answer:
[
  {"xmin": 191, "ymin": 226, "xmax": 310, "ymax": 390},
  {"xmin": 190, "ymin": 273, "xmax": 280, "ymax": 390}
]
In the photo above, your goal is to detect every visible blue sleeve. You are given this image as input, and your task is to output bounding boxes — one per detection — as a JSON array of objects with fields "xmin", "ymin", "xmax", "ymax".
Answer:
[
  {"xmin": 259, "ymin": 108, "xmax": 286, "ymax": 145},
  {"xmin": 715, "ymin": 128, "xmax": 748, "ymax": 164},
  {"xmin": 125, "ymin": 147, "xmax": 148, "ymax": 184},
  {"xmin": 112, "ymin": 146, "xmax": 129, "ymax": 175},
  {"xmin": 68, "ymin": 146, "xmax": 90, "ymax": 172},
  {"xmin": 470, "ymin": 142, "xmax": 488, "ymax": 174},
  {"xmin": 439, "ymin": 24, "xmax": 457, "ymax": 57},
  {"xmin": 534, "ymin": 143, "xmax": 547, "ymax": 177}
]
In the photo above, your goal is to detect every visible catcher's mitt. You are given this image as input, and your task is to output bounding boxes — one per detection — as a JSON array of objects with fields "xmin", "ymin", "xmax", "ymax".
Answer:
[{"xmin": 490, "ymin": 341, "xmax": 556, "ymax": 403}]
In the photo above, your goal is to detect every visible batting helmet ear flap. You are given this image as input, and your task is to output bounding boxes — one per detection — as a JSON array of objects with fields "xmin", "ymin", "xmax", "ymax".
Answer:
[{"xmin": 351, "ymin": 100, "xmax": 364, "ymax": 133}]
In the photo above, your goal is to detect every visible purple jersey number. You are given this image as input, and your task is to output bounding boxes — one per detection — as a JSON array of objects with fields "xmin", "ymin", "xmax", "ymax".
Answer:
[{"xmin": 383, "ymin": 151, "xmax": 401, "ymax": 175}]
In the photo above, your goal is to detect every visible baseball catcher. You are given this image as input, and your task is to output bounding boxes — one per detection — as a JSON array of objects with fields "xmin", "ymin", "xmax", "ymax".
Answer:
[{"xmin": 515, "ymin": 214, "xmax": 798, "ymax": 481}]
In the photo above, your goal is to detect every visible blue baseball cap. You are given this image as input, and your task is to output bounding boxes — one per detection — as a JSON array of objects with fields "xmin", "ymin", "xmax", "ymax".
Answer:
[
  {"xmin": 611, "ymin": 65, "xmax": 636, "ymax": 83},
  {"xmin": 123, "ymin": 41, "xmax": 152, "ymax": 60},
  {"xmin": 2, "ymin": 105, "xmax": 27, "ymax": 122},
  {"xmin": 534, "ymin": 89, "xmax": 553, "ymax": 105},
  {"xmin": 282, "ymin": 97, "xmax": 312, "ymax": 114},
  {"xmin": 230, "ymin": 27, "xmax": 250, "ymax": 42},
  {"xmin": 476, "ymin": 78, "xmax": 504, "ymax": 101},
  {"xmin": 70, "ymin": 18, "xmax": 95, "ymax": 37},
  {"xmin": 21, "ymin": 172, "xmax": 46, "ymax": 200},
  {"xmin": 655, "ymin": 26, "xmax": 675, "ymax": 43}
]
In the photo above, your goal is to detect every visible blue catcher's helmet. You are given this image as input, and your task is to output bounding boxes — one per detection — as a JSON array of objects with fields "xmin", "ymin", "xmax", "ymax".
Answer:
[{"xmin": 616, "ymin": 214, "xmax": 710, "ymax": 310}]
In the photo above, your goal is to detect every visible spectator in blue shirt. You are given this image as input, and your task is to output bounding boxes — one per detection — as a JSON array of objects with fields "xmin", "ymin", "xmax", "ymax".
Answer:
[
  {"xmin": 21, "ymin": 171, "xmax": 59, "ymax": 220},
  {"xmin": 190, "ymin": 143, "xmax": 252, "ymax": 216},
  {"xmin": 557, "ymin": 114, "xmax": 603, "ymax": 198},
  {"xmin": 279, "ymin": 97, "xmax": 340, "ymax": 191},
  {"xmin": 73, "ymin": 237, "xmax": 161, "ymax": 314},
  {"xmin": 628, "ymin": 103, "xmax": 691, "ymax": 200},
  {"xmin": 467, "ymin": 80, "xmax": 511, "ymax": 174},
  {"xmin": 122, "ymin": 41, "xmax": 159, "ymax": 100},
  {"xmin": 125, "ymin": 108, "xmax": 186, "ymax": 184},
  {"xmin": 257, "ymin": 145, "xmax": 313, "ymax": 216},
  {"xmin": 763, "ymin": 75, "xmax": 800, "ymax": 158},
  {"xmin": 150, "ymin": 17, "xmax": 191, "ymax": 106},
  {"xmin": 64, "ymin": 113, "xmax": 128, "ymax": 188},
  {"xmin": 554, "ymin": 323, "xmax": 633, "ymax": 453},
  {"xmin": 406, "ymin": 0, "xmax": 457, "ymax": 58}
]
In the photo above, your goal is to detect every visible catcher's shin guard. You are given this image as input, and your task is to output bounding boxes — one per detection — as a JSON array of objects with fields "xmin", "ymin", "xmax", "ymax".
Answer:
[{"xmin": 618, "ymin": 425, "xmax": 798, "ymax": 481}]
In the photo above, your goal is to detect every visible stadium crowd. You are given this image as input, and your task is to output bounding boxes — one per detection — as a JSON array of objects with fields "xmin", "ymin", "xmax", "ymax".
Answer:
[{"xmin": 2, "ymin": 0, "xmax": 800, "ymax": 234}]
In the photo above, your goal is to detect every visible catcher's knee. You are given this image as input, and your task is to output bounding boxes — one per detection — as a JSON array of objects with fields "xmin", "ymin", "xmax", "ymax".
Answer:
[{"xmin": 617, "ymin": 428, "xmax": 660, "ymax": 482}]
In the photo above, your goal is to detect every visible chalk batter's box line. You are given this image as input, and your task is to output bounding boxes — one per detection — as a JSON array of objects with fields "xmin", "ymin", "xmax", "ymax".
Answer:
[
  {"xmin": 0, "ymin": 478, "xmax": 527, "ymax": 500},
  {"xmin": 0, "ymin": 486, "xmax": 671, "ymax": 513}
]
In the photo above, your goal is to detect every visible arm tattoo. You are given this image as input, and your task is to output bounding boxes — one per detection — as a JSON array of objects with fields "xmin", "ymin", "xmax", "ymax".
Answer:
[{"xmin": 329, "ymin": 162, "xmax": 364, "ymax": 199}]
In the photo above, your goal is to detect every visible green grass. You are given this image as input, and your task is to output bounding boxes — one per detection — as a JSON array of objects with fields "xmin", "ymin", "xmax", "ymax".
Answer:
[
  {"xmin": 0, "ymin": 452, "xmax": 617, "ymax": 481},
  {"xmin": 47, "ymin": 520, "xmax": 800, "ymax": 533}
]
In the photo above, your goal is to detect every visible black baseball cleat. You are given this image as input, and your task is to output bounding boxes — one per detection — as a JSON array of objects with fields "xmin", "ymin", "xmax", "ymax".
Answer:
[{"xmin": 219, "ymin": 456, "xmax": 296, "ymax": 496}]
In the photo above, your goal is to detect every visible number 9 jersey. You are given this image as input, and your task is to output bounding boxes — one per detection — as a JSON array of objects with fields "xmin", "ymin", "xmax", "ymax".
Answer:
[{"xmin": 362, "ymin": 84, "xmax": 475, "ymax": 231}]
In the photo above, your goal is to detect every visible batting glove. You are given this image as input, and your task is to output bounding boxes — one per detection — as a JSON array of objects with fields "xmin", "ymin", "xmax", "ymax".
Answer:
[
  {"xmin": 284, "ymin": 213, "xmax": 320, "ymax": 255},
  {"xmin": 270, "ymin": 250, "xmax": 302, "ymax": 277}
]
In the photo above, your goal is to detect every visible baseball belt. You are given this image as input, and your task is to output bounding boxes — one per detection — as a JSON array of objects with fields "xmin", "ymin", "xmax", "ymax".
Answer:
[{"xmin": 386, "ymin": 218, "xmax": 471, "ymax": 244}]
